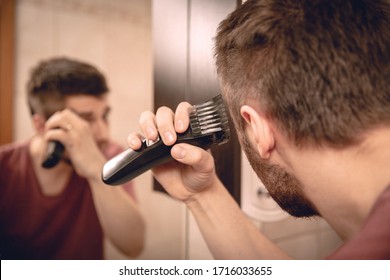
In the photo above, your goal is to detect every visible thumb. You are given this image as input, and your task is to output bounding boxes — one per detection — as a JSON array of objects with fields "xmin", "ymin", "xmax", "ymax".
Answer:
[{"xmin": 171, "ymin": 143, "xmax": 214, "ymax": 174}]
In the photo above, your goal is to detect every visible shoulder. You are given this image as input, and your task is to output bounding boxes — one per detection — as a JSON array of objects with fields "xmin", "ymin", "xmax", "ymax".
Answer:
[
  {"xmin": 0, "ymin": 141, "xmax": 29, "ymax": 163},
  {"xmin": 366, "ymin": 185, "xmax": 390, "ymax": 227},
  {"xmin": 376, "ymin": 185, "xmax": 390, "ymax": 205},
  {"xmin": 327, "ymin": 185, "xmax": 390, "ymax": 259},
  {"xmin": 0, "ymin": 141, "xmax": 31, "ymax": 194}
]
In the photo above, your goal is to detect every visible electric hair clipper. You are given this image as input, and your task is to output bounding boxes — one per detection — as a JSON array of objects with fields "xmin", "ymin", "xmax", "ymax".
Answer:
[
  {"xmin": 101, "ymin": 94, "xmax": 231, "ymax": 186},
  {"xmin": 41, "ymin": 141, "xmax": 65, "ymax": 168}
]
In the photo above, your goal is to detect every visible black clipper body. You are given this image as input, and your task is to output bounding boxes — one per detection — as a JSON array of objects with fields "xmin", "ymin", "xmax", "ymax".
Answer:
[
  {"xmin": 41, "ymin": 141, "xmax": 65, "ymax": 168},
  {"xmin": 102, "ymin": 95, "xmax": 230, "ymax": 186}
]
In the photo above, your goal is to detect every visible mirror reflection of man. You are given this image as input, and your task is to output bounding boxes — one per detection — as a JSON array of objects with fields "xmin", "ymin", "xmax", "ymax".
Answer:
[{"xmin": 0, "ymin": 57, "xmax": 145, "ymax": 259}]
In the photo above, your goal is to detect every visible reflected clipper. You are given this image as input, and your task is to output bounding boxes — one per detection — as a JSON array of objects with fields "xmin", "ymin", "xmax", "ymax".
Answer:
[
  {"xmin": 41, "ymin": 141, "xmax": 65, "ymax": 168},
  {"xmin": 102, "ymin": 94, "xmax": 231, "ymax": 185}
]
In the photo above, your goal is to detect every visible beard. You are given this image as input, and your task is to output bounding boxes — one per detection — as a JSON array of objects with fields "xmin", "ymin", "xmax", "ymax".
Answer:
[{"xmin": 240, "ymin": 133, "xmax": 319, "ymax": 218}]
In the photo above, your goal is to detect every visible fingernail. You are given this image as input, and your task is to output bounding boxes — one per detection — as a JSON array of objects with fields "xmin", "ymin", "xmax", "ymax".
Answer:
[
  {"xmin": 146, "ymin": 126, "xmax": 155, "ymax": 138},
  {"xmin": 164, "ymin": 131, "xmax": 174, "ymax": 143},
  {"xmin": 172, "ymin": 146, "xmax": 186, "ymax": 159},
  {"xmin": 130, "ymin": 138, "xmax": 138, "ymax": 147},
  {"xmin": 176, "ymin": 120, "xmax": 185, "ymax": 131}
]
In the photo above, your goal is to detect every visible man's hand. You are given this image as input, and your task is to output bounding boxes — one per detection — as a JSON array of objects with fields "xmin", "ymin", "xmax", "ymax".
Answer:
[
  {"xmin": 43, "ymin": 109, "xmax": 106, "ymax": 180},
  {"xmin": 127, "ymin": 102, "xmax": 219, "ymax": 202}
]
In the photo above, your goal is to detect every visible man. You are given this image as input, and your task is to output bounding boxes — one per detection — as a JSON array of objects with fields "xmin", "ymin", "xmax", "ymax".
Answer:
[
  {"xmin": 127, "ymin": 0, "xmax": 389, "ymax": 259},
  {"xmin": 0, "ymin": 57, "xmax": 145, "ymax": 259}
]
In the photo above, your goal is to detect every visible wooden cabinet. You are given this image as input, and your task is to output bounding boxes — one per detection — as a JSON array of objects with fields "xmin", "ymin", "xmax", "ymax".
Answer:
[{"xmin": 0, "ymin": 0, "xmax": 15, "ymax": 145}]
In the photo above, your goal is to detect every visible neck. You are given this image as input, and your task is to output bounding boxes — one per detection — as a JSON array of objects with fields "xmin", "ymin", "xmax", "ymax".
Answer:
[
  {"xmin": 282, "ymin": 127, "xmax": 390, "ymax": 241},
  {"xmin": 29, "ymin": 135, "xmax": 73, "ymax": 196}
]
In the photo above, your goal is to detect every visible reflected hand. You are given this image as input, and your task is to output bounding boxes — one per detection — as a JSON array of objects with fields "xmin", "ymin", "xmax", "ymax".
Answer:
[{"xmin": 44, "ymin": 109, "xmax": 106, "ymax": 180}]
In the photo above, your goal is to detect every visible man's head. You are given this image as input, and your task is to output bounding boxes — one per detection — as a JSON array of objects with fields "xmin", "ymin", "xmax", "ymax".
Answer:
[
  {"xmin": 27, "ymin": 57, "xmax": 111, "ymax": 150},
  {"xmin": 215, "ymin": 0, "xmax": 390, "ymax": 217},
  {"xmin": 27, "ymin": 57, "xmax": 109, "ymax": 119}
]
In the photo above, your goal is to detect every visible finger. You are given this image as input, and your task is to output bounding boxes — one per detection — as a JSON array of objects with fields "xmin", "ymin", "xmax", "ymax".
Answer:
[
  {"xmin": 127, "ymin": 132, "xmax": 144, "ymax": 150},
  {"xmin": 155, "ymin": 106, "xmax": 176, "ymax": 145},
  {"xmin": 43, "ymin": 109, "xmax": 85, "ymax": 148},
  {"xmin": 44, "ymin": 110, "xmax": 78, "ymax": 132},
  {"xmin": 138, "ymin": 111, "xmax": 158, "ymax": 140},
  {"xmin": 44, "ymin": 128, "xmax": 72, "ymax": 148},
  {"xmin": 44, "ymin": 111, "xmax": 63, "ymax": 131},
  {"xmin": 174, "ymin": 102, "xmax": 192, "ymax": 133},
  {"xmin": 171, "ymin": 143, "xmax": 214, "ymax": 173}
]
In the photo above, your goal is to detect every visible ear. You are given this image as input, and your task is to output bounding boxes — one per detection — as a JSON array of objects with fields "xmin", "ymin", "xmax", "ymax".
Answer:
[
  {"xmin": 32, "ymin": 114, "xmax": 47, "ymax": 134},
  {"xmin": 240, "ymin": 105, "xmax": 275, "ymax": 159}
]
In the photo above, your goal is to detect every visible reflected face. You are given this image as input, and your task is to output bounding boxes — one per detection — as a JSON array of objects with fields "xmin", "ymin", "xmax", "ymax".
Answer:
[
  {"xmin": 65, "ymin": 94, "xmax": 111, "ymax": 152},
  {"xmin": 240, "ymin": 130, "xmax": 319, "ymax": 218}
]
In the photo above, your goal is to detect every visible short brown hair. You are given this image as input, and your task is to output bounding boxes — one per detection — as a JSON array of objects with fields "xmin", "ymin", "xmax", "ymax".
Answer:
[
  {"xmin": 27, "ymin": 57, "xmax": 109, "ymax": 118},
  {"xmin": 215, "ymin": 0, "xmax": 390, "ymax": 148}
]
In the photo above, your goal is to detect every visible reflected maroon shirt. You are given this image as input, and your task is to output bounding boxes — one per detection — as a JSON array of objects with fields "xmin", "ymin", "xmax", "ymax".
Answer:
[{"xmin": 0, "ymin": 141, "xmax": 135, "ymax": 260}]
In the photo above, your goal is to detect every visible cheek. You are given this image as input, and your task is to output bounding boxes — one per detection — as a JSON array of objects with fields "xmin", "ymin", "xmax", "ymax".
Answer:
[
  {"xmin": 90, "ymin": 120, "xmax": 109, "ymax": 138},
  {"xmin": 32, "ymin": 115, "xmax": 47, "ymax": 134}
]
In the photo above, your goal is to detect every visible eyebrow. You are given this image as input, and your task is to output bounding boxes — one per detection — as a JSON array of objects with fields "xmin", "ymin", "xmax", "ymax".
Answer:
[{"xmin": 70, "ymin": 107, "xmax": 111, "ymax": 119}]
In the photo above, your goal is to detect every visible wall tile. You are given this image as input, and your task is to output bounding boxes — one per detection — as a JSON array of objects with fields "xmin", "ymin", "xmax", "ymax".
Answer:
[
  {"xmin": 276, "ymin": 233, "xmax": 318, "ymax": 260},
  {"xmin": 261, "ymin": 216, "xmax": 324, "ymax": 241},
  {"xmin": 14, "ymin": 0, "xmax": 56, "ymax": 141},
  {"xmin": 317, "ymin": 228, "xmax": 343, "ymax": 259}
]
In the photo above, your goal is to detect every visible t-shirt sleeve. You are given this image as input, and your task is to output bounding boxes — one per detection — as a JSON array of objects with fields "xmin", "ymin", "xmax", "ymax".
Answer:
[{"xmin": 326, "ymin": 185, "xmax": 390, "ymax": 259}]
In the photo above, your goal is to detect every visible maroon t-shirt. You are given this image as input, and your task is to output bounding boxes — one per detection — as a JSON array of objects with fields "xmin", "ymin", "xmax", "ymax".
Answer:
[
  {"xmin": 0, "ymin": 141, "xmax": 135, "ymax": 260},
  {"xmin": 327, "ymin": 185, "xmax": 390, "ymax": 259}
]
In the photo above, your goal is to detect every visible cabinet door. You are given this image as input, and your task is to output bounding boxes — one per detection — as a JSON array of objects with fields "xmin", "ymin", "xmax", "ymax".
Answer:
[
  {"xmin": 0, "ymin": 0, "xmax": 15, "ymax": 145},
  {"xmin": 153, "ymin": 0, "xmax": 241, "ymax": 203}
]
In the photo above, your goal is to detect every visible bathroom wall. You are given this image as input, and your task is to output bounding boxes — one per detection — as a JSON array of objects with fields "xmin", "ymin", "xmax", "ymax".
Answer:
[{"xmin": 13, "ymin": 0, "xmax": 342, "ymax": 260}]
